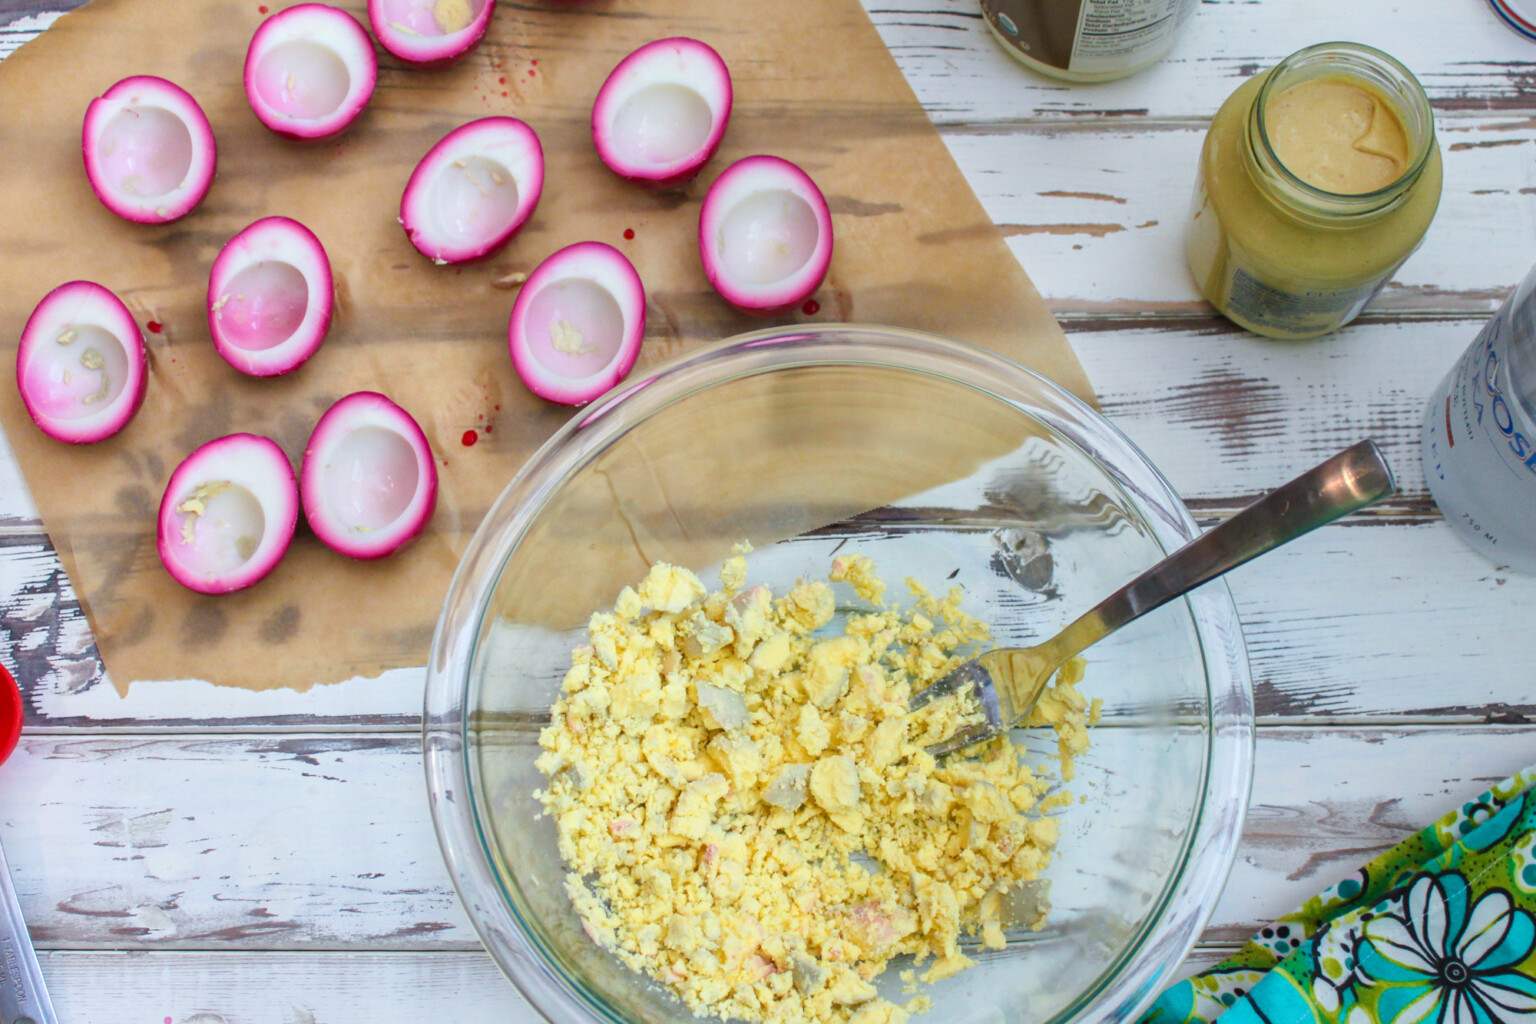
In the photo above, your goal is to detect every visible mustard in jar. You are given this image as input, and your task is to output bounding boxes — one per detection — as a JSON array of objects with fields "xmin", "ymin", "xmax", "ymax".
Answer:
[{"xmin": 1186, "ymin": 42, "xmax": 1442, "ymax": 339}]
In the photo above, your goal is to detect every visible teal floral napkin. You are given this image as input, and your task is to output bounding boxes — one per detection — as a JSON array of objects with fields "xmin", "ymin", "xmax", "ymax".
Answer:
[{"xmin": 1142, "ymin": 766, "xmax": 1536, "ymax": 1024}]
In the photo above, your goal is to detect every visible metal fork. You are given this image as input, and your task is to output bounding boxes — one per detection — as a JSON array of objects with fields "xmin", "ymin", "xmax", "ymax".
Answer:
[
  {"xmin": 0, "ymin": 834, "xmax": 57, "ymax": 1024},
  {"xmin": 913, "ymin": 440, "xmax": 1396, "ymax": 757}
]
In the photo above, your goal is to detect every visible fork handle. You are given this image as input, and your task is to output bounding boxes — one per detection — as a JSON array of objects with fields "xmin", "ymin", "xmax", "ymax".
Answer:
[
  {"xmin": 1034, "ymin": 440, "xmax": 1397, "ymax": 670},
  {"xmin": 0, "ymin": 837, "xmax": 57, "ymax": 1024}
]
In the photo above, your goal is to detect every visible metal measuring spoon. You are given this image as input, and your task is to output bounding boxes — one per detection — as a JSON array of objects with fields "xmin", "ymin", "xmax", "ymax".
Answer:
[{"xmin": 0, "ymin": 661, "xmax": 55, "ymax": 1024}]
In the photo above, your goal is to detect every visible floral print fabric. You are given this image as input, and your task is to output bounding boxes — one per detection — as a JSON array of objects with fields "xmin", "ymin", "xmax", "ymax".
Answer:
[{"xmin": 1142, "ymin": 766, "xmax": 1536, "ymax": 1024}]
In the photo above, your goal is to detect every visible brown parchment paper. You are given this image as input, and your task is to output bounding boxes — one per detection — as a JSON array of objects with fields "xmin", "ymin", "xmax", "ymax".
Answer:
[
  {"xmin": 0, "ymin": 0, "xmax": 1093, "ymax": 692},
  {"xmin": 490, "ymin": 364, "xmax": 1065, "ymax": 633}
]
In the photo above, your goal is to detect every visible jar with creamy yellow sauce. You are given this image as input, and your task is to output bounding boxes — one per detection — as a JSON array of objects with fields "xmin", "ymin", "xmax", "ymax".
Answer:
[{"xmin": 1186, "ymin": 42, "xmax": 1442, "ymax": 339}]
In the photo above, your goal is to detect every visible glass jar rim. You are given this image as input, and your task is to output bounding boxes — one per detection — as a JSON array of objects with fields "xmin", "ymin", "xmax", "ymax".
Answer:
[{"xmin": 1247, "ymin": 41, "xmax": 1436, "ymax": 221}]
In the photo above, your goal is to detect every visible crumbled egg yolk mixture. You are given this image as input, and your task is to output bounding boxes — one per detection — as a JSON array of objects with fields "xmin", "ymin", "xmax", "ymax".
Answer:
[{"xmin": 536, "ymin": 552, "xmax": 1093, "ymax": 1024}]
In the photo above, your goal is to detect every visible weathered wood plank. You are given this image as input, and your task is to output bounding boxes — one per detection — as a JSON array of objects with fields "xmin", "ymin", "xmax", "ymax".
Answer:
[
  {"xmin": 5, "ymin": 308, "xmax": 1485, "ymax": 527},
  {"xmin": 0, "ymin": 0, "xmax": 1526, "ymax": 1011},
  {"xmin": 24, "ymin": 946, "xmax": 1236, "ymax": 1023},
  {"xmin": 5, "ymin": 307, "xmax": 1531, "ymax": 727},
  {"xmin": 3, "ymin": 728, "xmax": 1528, "ymax": 951},
  {"xmin": 0, "ymin": 8, "xmax": 1529, "ymax": 332},
  {"xmin": 1071, "ymin": 315, "xmax": 1468, "ymax": 504},
  {"xmin": 3, "ymin": 308, "xmax": 1530, "ymax": 726},
  {"xmin": 0, "ymin": 9, "xmax": 60, "ymax": 59},
  {"xmin": 37, "ymin": 950, "xmax": 536, "ymax": 1024},
  {"xmin": 0, "ymin": 309, "xmax": 1498, "ymax": 524},
  {"xmin": 7, "ymin": 0, "xmax": 1536, "ymax": 123},
  {"xmin": 870, "ymin": 0, "xmax": 1536, "ymax": 123},
  {"xmin": 945, "ymin": 116, "xmax": 1536, "ymax": 317},
  {"xmin": 7, "ymin": 467, "xmax": 1536, "ymax": 726},
  {"xmin": 9, "ymin": 734, "xmax": 471, "ymax": 949}
]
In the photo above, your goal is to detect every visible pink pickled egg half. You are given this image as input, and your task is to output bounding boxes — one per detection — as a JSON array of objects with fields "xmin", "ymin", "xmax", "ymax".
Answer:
[
  {"xmin": 699, "ymin": 155, "xmax": 833, "ymax": 317},
  {"xmin": 369, "ymin": 0, "xmax": 495, "ymax": 68},
  {"xmin": 208, "ymin": 216, "xmax": 333, "ymax": 377},
  {"xmin": 157, "ymin": 433, "xmax": 299, "ymax": 594},
  {"xmin": 591, "ymin": 37, "xmax": 732, "ymax": 190},
  {"xmin": 244, "ymin": 4, "xmax": 377, "ymax": 142},
  {"xmin": 400, "ymin": 117, "xmax": 544, "ymax": 264},
  {"xmin": 509, "ymin": 241, "xmax": 645, "ymax": 407},
  {"xmin": 15, "ymin": 281, "xmax": 147, "ymax": 444},
  {"xmin": 82, "ymin": 76, "xmax": 217, "ymax": 224},
  {"xmin": 301, "ymin": 392, "xmax": 437, "ymax": 559}
]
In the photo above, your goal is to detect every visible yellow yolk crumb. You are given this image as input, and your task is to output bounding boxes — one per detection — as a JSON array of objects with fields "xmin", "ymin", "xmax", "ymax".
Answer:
[
  {"xmin": 537, "ymin": 554, "xmax": 1091, "ymax": 1024},
  {"xmin": 549, "ymin": 319, "xmax": 596, "ymax": 357},
  {"xmin": 431, "ymin": 0, "xmax": 474, "ymax": 33}
]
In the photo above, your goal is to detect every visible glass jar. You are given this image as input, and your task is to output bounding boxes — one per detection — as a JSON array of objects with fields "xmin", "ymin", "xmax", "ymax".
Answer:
[
  {"xmin": 1186, "ymin": 42, "xmax": 1443, "ymax": 339},
  {"xmin": 981, "ymin": 0, "xmax": 1198, "ymax": 83}
]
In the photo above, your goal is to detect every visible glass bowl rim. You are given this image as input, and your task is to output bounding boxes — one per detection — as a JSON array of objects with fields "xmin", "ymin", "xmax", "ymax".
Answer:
[{"xmin": 423, "ymin": 322, "xmax": 1255, "ymax": 1024}]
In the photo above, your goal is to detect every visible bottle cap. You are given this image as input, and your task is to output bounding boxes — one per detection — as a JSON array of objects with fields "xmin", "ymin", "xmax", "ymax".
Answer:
[{"xmin": 1490, "ymin": 0, "xmax": 1536, "ymax": 40}]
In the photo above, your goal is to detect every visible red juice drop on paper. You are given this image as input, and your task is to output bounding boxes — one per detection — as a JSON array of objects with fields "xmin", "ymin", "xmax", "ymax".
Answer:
[
  {"xmin": 802, "ymin": 299, "xmax": 820, "ymax": 315},
  {"xmin": 146, "ymin": 320, "xmax": 163, "ymax": 333},
  {"xmin": 623, "ymin": 228, "xmax": 635, "ymax": 240},
  {"xmin": 461, "ymin": 430, "xmax": 478, "ymax": 447}
]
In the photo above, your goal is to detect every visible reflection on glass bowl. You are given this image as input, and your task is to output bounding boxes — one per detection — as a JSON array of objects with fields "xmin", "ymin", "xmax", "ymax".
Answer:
[{"xmin": 425, "ymin": 324, "xmax": 1254, "ymax": 1024}]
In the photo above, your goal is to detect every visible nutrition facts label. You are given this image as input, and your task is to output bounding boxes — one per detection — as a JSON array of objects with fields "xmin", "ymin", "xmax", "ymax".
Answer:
[
  {"xmin": 1071, "ymin": 0, "xmax": 1192, "ymax": 73},
  {"xmin": 1226, "ymin": 269, "xmax": 1380, "ymax": 337},
  {"xmin": 980, "ymin": 0, "xmax": 1196, "ymax": 77}
]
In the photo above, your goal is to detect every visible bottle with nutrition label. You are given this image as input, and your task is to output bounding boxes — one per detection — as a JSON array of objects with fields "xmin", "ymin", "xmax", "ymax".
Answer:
[
  {"xmin": 1422, "ymin": 263, "xmax": 1536, "ymax": 572},
  {"xmin": 1186, "ymin": 42, "xmax": 1443, "ymax": 340},
  {"xmin": 979, "ymin": 0, "xmax": 1198, "ymax": 82}
]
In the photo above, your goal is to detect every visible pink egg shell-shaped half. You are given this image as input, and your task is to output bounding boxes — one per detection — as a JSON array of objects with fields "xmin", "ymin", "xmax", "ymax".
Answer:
[
  {"xmin": 157, "ymin": 433, "xmax": 299, "ymax": 595},
  {"xmin": 698, "ymin": 155, "xmax": 833, "ymax": 317},
  {"xmin": 81, "ymin": 76, "xmax": 217, "ymax": 224},
  {"xmin": 369, "ymin": 0, "xmax": 495, "ymax": 68},
  {"xmin": 16, "ymin": 281, "xmax": 148, "ymax": 444},
  {"xmin": 301, "ymin": 392, "xmax": 437, "ymax": 559},
  {"xmin": 509, "ymin": 241, "xmax": 645, "ymax": 407},
  {"xmin": 400, "ymin": 117, "xmax": 544, "ymax": 264},
  {"xmin": 592, "ymin": 37, "xmax": 732, "ymax": 190},
  {"xmin": 244, "ymin": 4, "xmax": 378, "ymax": 142},
  {"xmin": 208, "ymin": 217, "xmax": 333, "ymax": 378}
]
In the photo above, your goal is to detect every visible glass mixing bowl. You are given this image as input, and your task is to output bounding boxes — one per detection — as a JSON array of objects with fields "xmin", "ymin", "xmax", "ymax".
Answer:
[{"xmin": 424, "ymin": 324, "xmax": 1254, "ymax": 1024}]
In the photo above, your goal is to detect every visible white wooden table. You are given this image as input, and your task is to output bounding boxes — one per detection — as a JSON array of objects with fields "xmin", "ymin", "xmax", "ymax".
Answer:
[{"xmin": 3, "ymin": 2, "xmax": 1535, "ymax": 1020}]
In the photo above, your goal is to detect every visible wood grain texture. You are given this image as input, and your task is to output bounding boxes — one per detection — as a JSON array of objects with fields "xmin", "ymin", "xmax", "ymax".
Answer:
[
  {"xmin": 871, "ymin": 0, "xmax": 1536, "ymax": 122},
  {"xmin": 5, "ymin": 514, "xmax": 1535, "ymax": 728},
  {"xmin": 21, "ymin": 946, "xmax": 1237, "ymax": 1023},
  {"xmin": 8, "ymin": 311, "xmax": 1536, "ymax": 728},
  {"xmin": 946, "ymin": 117, "xmax": 1536, "ymax": 317},
  {"xmin": 4, "ymin": 728, "xmax": 1530, "ymax": 952},
  {"xmin": 1, "ymin": 1, "xmax": 1533, "ymax": 1015},
  {"xmin": 7, "ymin": 0, "xmax": 1536, "ymax": 120},
  {"xmin": 0, "ymin": 0, "xmax": 1091, "ymax": 697}
]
